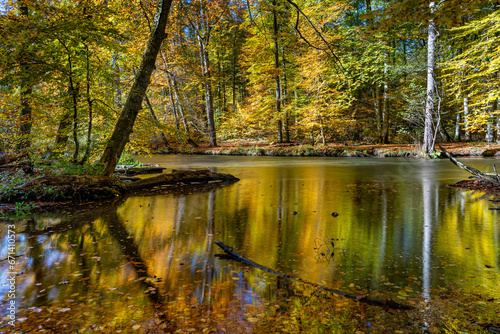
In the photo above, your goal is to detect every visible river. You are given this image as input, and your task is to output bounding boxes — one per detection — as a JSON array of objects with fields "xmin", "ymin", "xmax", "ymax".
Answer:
[{"xmin": 1, "ymin": 156, "xmax": 499, "ymax": 329}]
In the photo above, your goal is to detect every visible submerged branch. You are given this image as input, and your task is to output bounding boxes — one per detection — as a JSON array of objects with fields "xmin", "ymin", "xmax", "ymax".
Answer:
[{"xmin": 214, "ymin": 240, "xmax": 414, "ymax": 311}]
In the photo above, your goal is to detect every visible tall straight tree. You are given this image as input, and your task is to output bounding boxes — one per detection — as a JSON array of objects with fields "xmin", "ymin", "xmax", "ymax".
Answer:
[
  {"xmin": 100, "ymin": 0, "xmax": 173, "ymax": 176},
  {"xmin": 17, "ymin": 1, "xmax": 33, "ymax": 151},
  {"xmin": 272, "ymin": 0, "xmax": 283, "ymax": 143},
  {"xmin": 422, "ymin": 1, "xmax": 437, "ymax": 154}
]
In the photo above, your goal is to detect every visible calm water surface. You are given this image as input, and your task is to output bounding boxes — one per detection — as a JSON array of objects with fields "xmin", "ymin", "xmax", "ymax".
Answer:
[{"xmin": 1, "ymin": 156, "xmax": 499, "ymax": 326}]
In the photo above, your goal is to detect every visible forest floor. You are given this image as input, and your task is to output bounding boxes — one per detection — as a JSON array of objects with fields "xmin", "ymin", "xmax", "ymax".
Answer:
[{"xmin": 182, "ymin": 141, "xmax": 500, "ymax": 158}]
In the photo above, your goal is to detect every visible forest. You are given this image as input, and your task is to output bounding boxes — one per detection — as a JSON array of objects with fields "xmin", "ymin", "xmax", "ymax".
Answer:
[
  {"xmin": 1, "ymin": 0, "xmax": 500, "ymax": 168},
  {"xmin": 2, "ymin": 2, "xmax": 500, "ymax": 333}
]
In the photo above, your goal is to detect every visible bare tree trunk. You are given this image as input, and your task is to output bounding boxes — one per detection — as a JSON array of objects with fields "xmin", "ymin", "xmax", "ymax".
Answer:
[
  {"xmin": 100, "ymin": 0, "xmax": 172, "ymax": 176},
  {"xmin": 454, "ymin": 108, "xmax": 461, "ymax": 141},
  {"xmin": 273, "ymin": 0, "xmax": 283, "ymax": 143},
  {"xmin": 423, "ymin": 1, "xmax": 437, "ymax": 154},
  {"xmin": 381, "ymin": 58, "xmax": 389, "ymax": 143}
]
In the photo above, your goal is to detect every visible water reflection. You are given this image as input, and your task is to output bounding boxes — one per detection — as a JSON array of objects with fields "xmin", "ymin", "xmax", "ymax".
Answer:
[{"xmin": 1, "ymin": 156, "xmax": 499, "ymax": 329}]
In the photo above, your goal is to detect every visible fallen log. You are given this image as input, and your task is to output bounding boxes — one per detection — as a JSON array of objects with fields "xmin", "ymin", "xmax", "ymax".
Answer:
[
  {"xmin": 214, "ymin": 240, "xmax": 414, "ymax": 311},
  {"xmin": 439, "ymin": 145, "xmax": 500, "ymax": 186},
  {"xmin": 115, "ymin": 166, "xmax": 166, "ymax": 175},
  {"xmin": 16, "ymin": 175, "xmax": 127, "ymax": 191},
  {"xmin": 127, "ymin": 170, "xmax": 239, "ymax": 191},
  {"xmin": 5, "ymin": 170, "xmax": 239, "ymax": 203},
  {"xmin": 0, "ymin": 153, "xmax": 25, "ymax": 165}
]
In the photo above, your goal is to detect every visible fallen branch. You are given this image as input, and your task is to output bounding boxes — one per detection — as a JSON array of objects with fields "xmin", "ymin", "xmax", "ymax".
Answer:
[
  {"xmin": 439, "ymin": 145, "xmax": 500, "ymax": 186},
  {"xmin": 214, "ymin": 240, "xmax": 414, "ymax": 310}
]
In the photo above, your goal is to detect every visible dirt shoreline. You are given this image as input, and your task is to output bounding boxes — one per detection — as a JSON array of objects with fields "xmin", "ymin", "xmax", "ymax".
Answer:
[{"xmin": 174, "ymin": 142, "xmax": 500, "ymax": 158}]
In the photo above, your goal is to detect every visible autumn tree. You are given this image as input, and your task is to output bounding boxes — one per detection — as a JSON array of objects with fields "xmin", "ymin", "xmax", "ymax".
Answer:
[{"xmin": 441, "ymin": 4, "xmax": 500, "ymax": 143}]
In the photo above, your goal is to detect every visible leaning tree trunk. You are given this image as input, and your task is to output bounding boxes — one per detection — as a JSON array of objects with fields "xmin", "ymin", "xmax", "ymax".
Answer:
[
  {"xmin": 423, "ymin": 1, "xmax": 437, "ymax": 154},
  {"xmin": 99, "ymin": 0, "xmax": 172, "ymax": 176}
]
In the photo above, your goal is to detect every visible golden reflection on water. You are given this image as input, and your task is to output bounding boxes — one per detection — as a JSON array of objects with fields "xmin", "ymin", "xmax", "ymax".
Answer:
[{"xmin": 1, "ymin": 156, "xmax": 499, "ymax": 329}]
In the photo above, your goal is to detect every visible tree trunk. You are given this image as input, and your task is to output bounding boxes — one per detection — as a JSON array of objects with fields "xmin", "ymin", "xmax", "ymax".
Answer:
[
  {"xmin": 232, "ymin": 33, "xmax": 237, "ymax": 111},
  {"xmin": 374, "ymin": 85, "xmax": 382, "ymax": 135},
  {"xmin": 272, "ymin": 0, "xmax": 283, "ymax": 143},
  {"xmin": 454, "ymin": 108, "xmax": 461, "ymax": 141},
  {"xmin": 52, "ymin": 109, "xmax": 72, "ymax": 156},
  {"xmin": 496, "ymin": 98, "xmax": 500, "ymax": 144},
  {"xmin": 144, "ymin": 93, "xmax": 169, "ymax": 150},
  {"xmin": 423, "ymin": 1, "xmax": 437, "ymax": 154},
  {"xmin": 17, "ymin": 3, "xmax": 33, "ymax": 151},
  {"xmin": 486, "ymin": 103, "xmax": 494, "ymax": 144},
  {"xmin": 100, "ymin": 0, "xmax": 172, "ymax": 176},
  {"xmin": 198, "ymin": 38, "xmax": 217, "ymax": 147},
  {"xmin": 81, "ymin": 44, "xmax": 93, "ymax": 165},
  {"xmin": 463, "ymin": 97, "xmax": 470, "ymax": 141},
  {"xmin": 381, "ymin": 58, "xmax": 389, "ymax": 143}
]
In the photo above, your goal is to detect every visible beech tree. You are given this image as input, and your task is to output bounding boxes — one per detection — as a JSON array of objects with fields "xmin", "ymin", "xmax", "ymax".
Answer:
[{"xmin": 422, "ymin": 1, "xmax": 437, "ymax": 154}]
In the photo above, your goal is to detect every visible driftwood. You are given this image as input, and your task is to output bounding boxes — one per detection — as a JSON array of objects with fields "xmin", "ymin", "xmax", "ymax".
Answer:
[
  {"xmin": 439, "ymin": 145, "xmax": 500, "ymax": 186},
  {"xmin": 214, "ymin": 240, "xmax": 414, "ymax": 311}
]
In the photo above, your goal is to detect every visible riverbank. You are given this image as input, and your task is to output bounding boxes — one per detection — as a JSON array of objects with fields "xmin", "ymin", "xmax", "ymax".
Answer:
[{"xmin": 175, "ymin": 141, "xmax": 500, "ymax": 158}]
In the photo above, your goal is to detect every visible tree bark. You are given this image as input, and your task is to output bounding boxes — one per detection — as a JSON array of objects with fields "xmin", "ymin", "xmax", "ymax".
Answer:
[
  {"xmin": 81, "ymin": 44, "xmax": 93, "ymax": 165},
  {"xmin": 423, "ymin": 1, "xmax": 437, "ymax": 154},
  {"xmin": 463, "ymin": 97, "xmax": 470, "ymax": 141},
  {"xmin": 100, "ymin": 0, "xmax": 172, "ymax": 176},
  {"xmin": 273, "ymin": 0, "xmax": 283, "ymax": 143},
  {"xmin": 454, "ymin": 108, "xmax": 461, "ymax": 141},
  {"xmin": 381, "ymin": 56, "xmax": 389, "ymax": 143},
  {"xmin": 198, "ymin": 37, "xmax": 217, "ymax": 147},
  {"xmin": 17, "ymin": 2, "xmax": 33, "ymax": 151}
]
